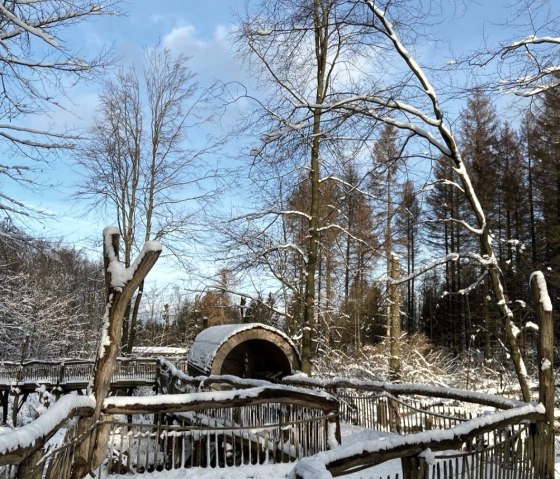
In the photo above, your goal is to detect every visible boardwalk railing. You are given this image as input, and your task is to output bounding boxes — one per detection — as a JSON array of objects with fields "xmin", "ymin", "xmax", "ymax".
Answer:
[
  {"xmin": 281, "ymin": 375, "xmax": 532, "ymax": 434},
  {"xmin": 0, "ymin": 359, "xmax": 551, "ymax": 479},
  {"xmin": 0, "ymin": 358, "xmax": 187, "ymax": 387},
  {"xmin": 0, "ymin": 384, "xmax": 340, "ymax": 478},
  {"xmin": 156, "ymin": 359, "xmax": 550, "ymax": 478}
]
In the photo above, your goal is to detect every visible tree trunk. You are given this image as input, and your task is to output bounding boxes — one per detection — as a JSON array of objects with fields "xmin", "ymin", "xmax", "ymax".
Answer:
[
  {"xmin": 388, "ymin": 254, "xmax": 402, "ymax": 381},
  {"xmin": 530, "ymin": 272, "xmax": 554, "ymax": 479},
  {"xmin": 84, "ymin": 228, "xmax": 161, "ymax": 472},
  {"xmin": 126, "ymin": 280, "xmax": 145, "ymax": 355},
  {"xmin": 301, "ymin": 0, "xmax": 329, "ymax": 375}
]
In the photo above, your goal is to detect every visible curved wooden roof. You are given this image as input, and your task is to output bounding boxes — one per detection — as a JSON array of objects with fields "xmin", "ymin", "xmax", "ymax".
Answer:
[{"xmin": 187, "ymin": 323, "xmax": 300, "ymax": 378}]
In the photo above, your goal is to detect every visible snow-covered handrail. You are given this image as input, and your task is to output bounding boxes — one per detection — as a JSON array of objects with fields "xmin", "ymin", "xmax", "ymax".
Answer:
[
  {"xmin": 0, "ymin": 395, "xmax": 95, "ymax": 467},
  {"xmin": 104, "ymin": 386, "xmax": 340, "ymax": 416},
  {"xmin": 282, "ymin": 375, "xmax": 528, "ymax": 411},
  {"xmin": 291, "ymin": 403, "xmax": 544, "ymax": 479}
]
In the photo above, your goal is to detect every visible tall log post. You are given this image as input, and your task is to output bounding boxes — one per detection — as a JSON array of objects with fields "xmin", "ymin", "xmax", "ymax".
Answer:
[
  {"xmin": 79, "ymin": 227, "xmax": 161, "ymax": 474},
  {"xmin": 530, "ymin": 271, "xmax": 554, "ymax": 479}
]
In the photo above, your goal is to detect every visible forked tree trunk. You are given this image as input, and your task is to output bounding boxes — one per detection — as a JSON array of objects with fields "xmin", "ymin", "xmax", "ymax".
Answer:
[{"xmin": 76, "ymin": 227, "xmax": 161, "ymax": 475}]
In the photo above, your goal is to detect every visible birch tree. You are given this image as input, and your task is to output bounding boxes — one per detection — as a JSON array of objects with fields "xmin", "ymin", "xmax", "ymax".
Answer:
[{"xmin": 0, "ymin": 0, "xmax": 115, "ymax": 226}]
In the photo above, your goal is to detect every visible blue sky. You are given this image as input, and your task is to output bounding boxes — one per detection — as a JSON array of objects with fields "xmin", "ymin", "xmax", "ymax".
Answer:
[
  {"xmin": 20, "ymin": 2, "xmax": 249, "ymax": 238},
  {"xmin": 9, "ymin": 0, "xmax": 553, "ymax": 287}
]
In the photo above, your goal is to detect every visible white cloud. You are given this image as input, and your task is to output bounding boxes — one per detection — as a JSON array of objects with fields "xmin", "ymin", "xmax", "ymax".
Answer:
[{"xmin": 162, "ymin": 24, "xmax": 251, "ymax": 85}]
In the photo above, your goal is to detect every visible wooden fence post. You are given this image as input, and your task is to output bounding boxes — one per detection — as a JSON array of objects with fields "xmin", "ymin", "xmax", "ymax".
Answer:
[
  {"xmin": 17, "ymin": 446, "xmax": 44, "ymax": 479},
  {"xmin": 530, "ymin": 271, "xmax": 555, "ymax": 479},
  {"xmin": 401, "ymin": 454, "xmax": 428, "ymax": 479}
]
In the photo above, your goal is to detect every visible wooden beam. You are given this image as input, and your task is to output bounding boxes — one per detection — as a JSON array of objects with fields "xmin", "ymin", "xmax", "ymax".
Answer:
[{"xmin": 103, "ymin": 387, "xmax": 339, "ymax": 415}]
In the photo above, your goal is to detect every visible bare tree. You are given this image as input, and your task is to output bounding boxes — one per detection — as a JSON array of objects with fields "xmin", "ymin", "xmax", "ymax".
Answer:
[
  {"xmin": 0, "ymin": 0, "xmax": 116, "ymax": 226},
  {"xmin": 0, "ymin": 224, "xmax": 104, "ymax": 360},
  {"xmin": 76, "ymin": 46, "xmax": 216, "ymax": 353},
  {"xmin": 231, "ymin": 0, "xmax": 382, "ymax": 374},
  {"xmin": 331, "ymin": 0, "xmax": 532, "ymax": 400},
  {"xmin": 463, "ymin": 0, "xmax": 560, "ymax": 96}
]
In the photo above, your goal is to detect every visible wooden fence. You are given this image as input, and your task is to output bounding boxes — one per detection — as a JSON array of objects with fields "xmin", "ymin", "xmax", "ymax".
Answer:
[
  {"xmin": 0, "ymin": 358, "xmax": 552, "ymax": 479},
  {"xmin": 0, "ymin": 384, "xmax": 340, "ymax": 478},
  {"xmin": 156, "ymin": 359, "xmax": 550, "ymax": 479}
]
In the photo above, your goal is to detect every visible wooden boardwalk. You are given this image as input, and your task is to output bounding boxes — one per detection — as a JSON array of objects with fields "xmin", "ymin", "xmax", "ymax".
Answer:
[{"xmin": 0, "ymin": 358, "xmax": 186, "ymax": 424}]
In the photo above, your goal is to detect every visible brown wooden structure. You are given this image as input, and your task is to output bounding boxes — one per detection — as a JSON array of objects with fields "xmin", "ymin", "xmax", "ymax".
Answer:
[
  {"xmin": 0, "ymin": 358, "xmax": 173, "ymax": 425},
  {"xmin": 187, "ymin": 323, "xmax": 301, "ymax": 381},
  {"xmin": 0, "ymin": 364, "xmax": 549, "ymax": 479}
]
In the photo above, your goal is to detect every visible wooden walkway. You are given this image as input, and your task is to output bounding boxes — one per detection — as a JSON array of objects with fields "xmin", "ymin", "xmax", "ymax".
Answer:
[{"xmin": 0, "ymin": 358, "xmax": 186, "ymax": 424}]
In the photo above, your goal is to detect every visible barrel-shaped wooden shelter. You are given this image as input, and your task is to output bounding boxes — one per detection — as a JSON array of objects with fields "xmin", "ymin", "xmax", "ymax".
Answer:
[{"xmin": 187, "ymin": 323, "xmax": 300, "ymax": 381}]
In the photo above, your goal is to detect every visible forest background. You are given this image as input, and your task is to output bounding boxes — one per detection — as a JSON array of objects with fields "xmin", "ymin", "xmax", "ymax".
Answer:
[{"xmin": 1, "ymin": 0, "xmax": 559, "ymax": 393}]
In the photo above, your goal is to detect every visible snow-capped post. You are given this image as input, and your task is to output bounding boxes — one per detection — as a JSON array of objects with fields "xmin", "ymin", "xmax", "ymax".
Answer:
[
  {"xmin": 529, "ymin": 271, "xmax": 554, "ymax": 479},
  {"xmin": 84, "ymin": 227, "xmax": 161, "ymax": 472}
]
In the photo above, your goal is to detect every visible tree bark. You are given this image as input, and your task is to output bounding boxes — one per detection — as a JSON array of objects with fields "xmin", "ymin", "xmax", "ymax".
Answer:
[
  {"xmin": 530, "ymin": 272, "xmax": 554, "ymax": 479},
  {"xmin": 84, "ymin": 228, "xmax": 161, "ymax": 472},
  {"xmin": 301, "ymin": 0, "xmax": 330, "ymax": 375}
]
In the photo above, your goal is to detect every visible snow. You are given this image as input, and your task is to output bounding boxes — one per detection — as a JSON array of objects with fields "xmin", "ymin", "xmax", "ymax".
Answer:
[
  {"xmin": 0, "ymin": 395, "xmax": 94, "ymax": 455},
  {"xmin": 103, "ymin": 226, "xmax": 162, "ymax": 291},
  {"xmin": 107, "ymin": 463, "xmax": 295, "ymax": 478},
  {"xmin": 104, "ymin": 383, "xmax": 335, "ymax": 410},
  {"xmin": 132, "ymin": 346, "xmax": 187, "ymax": 356},
  {"xmin": 541, "ymin": 358, "xmax": 552, "ymax": 371},
  {"xmin": 525, "ymin": 321, "xmax": 538, "ymax": 331},
  {"xmin": 530, "ymin": 271, "xmax": 553, "ymax": 312},
  {"xmin": 291, "ymin": 403, "xmax": 544, "ymax": 478},
  {"xmin": 283, "ymin": 375, "xmax": 527, "ymax": 410},
  {"xmin": 97, "ymin": 293, "xmax": 114, "ymax": 359},
  {"xmin": 187, "ymin": 322, "xmax": 299, "ymax": 374}
]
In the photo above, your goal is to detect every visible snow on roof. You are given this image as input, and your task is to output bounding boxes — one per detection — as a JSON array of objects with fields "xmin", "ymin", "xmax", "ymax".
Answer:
[
  {"xmin": 187, "ymin": 323, "xmax": 299, "ymax": 374},
  {"xmin": 132, "ymin": 346, "xmax": 188, "ymax": 356}
]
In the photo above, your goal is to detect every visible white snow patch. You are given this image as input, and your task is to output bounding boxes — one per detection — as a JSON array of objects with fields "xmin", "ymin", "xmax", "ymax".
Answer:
[
  {"xmin": 0, "ymin": 395, "xmax": 95, "ymax": 455},
  {"xmin": 530, "ymin": 271, "xmax": 553, "ymax": 312}
]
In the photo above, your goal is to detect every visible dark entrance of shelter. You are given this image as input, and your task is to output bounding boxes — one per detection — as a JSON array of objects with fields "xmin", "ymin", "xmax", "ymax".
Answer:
[
  {"xmin": 187, "ymin": 323, "xmax": 301, "ymax": 380},
  {"xmin": 220, "ymin": 339, "xmax": 291, "ymax": 381}
]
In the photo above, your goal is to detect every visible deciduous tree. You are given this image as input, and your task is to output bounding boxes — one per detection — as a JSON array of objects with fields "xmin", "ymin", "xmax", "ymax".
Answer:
[
  {"xmin": 0, "ymin": 0, "xmax": 115, "ymax": 227},
  {"xmin": 76, "ymin": 47, "xmax": 215, "ymax": 353}
]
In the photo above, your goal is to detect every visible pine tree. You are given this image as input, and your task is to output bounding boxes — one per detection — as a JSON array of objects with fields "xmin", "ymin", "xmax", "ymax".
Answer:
[{"xmin": 459, "ymin": 90, "xmax": 502, "ymax": 356}]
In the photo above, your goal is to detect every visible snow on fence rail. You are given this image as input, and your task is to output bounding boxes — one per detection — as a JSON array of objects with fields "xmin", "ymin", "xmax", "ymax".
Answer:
[
  {"xmin": 154, "ymin": 359, "xmax": 550, "ymax": 478},
  {"xmin": 0, "ymin": 384, "xmax": 340, "ymax": 478},
  {"xmin": 292, "ymin": 403, "xmax": 545, "ymax": 478},
  {"xmin": 0, "ymin": 359, "xmax": 551, "ymax": 479},
  {"xmin": 156, "ymin": 358, "xmax": 528, "ymax": 436}
]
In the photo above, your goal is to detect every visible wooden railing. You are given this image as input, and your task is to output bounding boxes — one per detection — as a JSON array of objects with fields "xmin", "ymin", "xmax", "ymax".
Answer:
[
  {"xmin": 0, "ymin": 384, "xmax": 340, "ymax": 478},
  {"xmin": 292, "ymin": 405, "xmax": 545, "ymax": 479},
  {"xmin": 276, "ymin": 376, "xmax": 547, "ymax": 479},
  {"xmin": 281, "ymin": 375, "xmax": 531, "ymax": 434},
  {"xmin": 0, "ymin": 359, "xmax": 551, "ymax": 479},
  {"xmin": 0, "ymin": 358, "xmax": 187, "ymax": 387}
]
